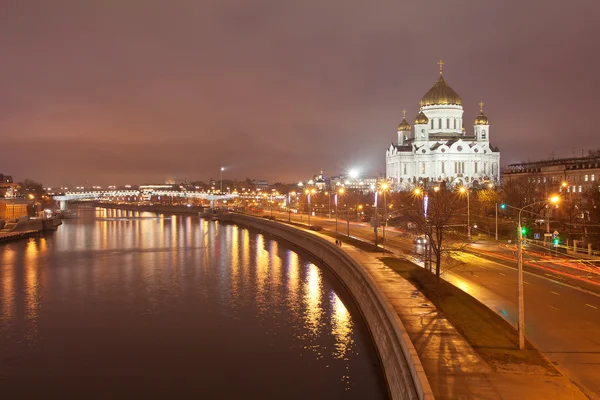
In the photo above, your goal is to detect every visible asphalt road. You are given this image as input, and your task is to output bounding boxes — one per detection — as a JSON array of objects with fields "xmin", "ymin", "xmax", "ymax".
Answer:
[{"xmin": 267, "ymin": 210, "xmax": 600, "ymax": 399}]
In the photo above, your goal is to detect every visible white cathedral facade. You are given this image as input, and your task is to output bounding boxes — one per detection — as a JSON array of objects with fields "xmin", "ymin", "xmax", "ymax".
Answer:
[{"xmin": 385, "ymin": 62, "xmax": 500, "ymax": 190}]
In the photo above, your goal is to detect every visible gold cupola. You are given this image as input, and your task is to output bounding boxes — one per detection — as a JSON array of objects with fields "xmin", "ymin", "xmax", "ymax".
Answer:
[
  {"xmin": 415, "ymin": 111, "xmax": 429, "ymax": 125},
  {"xmin": 420, "ymin": 60, "xmax": 462, "ymax": 106},
  {"xmin": 397, "ymin": 109, "xmax": 411, "ymax": 131},
  {"xmin": 474, "ymin": 101, "xmax": 490, "ymax": 125}
]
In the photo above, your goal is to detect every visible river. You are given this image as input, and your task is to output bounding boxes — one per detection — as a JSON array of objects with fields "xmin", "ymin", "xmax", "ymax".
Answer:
[{"xmin": 0, "ymin": 206, "xmax": 387, "ymax": 399}]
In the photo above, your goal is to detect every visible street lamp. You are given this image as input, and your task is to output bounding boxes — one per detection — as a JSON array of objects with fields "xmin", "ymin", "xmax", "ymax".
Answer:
[
  {"xmin": 380, "ymin": 182, "xmax": 389, "ymax": 252},
  {"xmin": 335, "ymin": 187, "xmax": 344, "ymax": 234},
  {"xmin": 220, "ymin": 167, "xmax": 225, "ymax": 194},
  {"xmin": 288, "ymin": 191, "xmax": 296, "ymax": 222},
  {"xmin": 487, "ymin": 182, "xmax": 499, "ymax": 241},
  {"xmin": 325, "ymin": 191, "xmax": 331, "ymax": 219},
  {"xmin": 516, "ymin": 195, "xmax": 560, "ymax": 350},
  {"xmin": 305, "ymin": 188, "xmax": 316, "ymax": 227},
  {"xmin": 459, "ymin": 186, "xmax": 471, "ymax": 240}
]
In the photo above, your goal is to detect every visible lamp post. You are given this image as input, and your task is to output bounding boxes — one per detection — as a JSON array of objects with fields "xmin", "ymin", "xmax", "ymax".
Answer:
[
  {"xmin": 288, "ymin": 191, "xmax": 295, "ymax": 222},
  {"xmin": 220, "ymin": 167, "xmax": 224, "ymax": 194},
  {"xmin": 381, "ymin": 182, "xmax": 389, "ymax": 252},
  {"xmin": 459, "ymin": 187, "xmax": 471, "ymax": 240},
  {"xmin": 326, "ymin": 191, "xmax": 331, "ymax": 219},
  {"xmin": 305, "ymin": 188, "xmax": 316, "ymax": 227},
  {"xmin": 335, "ymin": 187, "xmax": 344, "ymax": 234},
  {"xmin": 516, "ymin": 195, "xmax": 560, "ymax": 350}
]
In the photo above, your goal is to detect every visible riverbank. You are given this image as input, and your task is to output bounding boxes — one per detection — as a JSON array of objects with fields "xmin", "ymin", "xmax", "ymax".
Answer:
[{"xmin": 0, "ymin": 216, "xmax": 61, "ymax": 244}]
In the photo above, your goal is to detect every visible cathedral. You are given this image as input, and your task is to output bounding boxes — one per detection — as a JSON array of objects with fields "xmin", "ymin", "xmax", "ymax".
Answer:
[{"xmin": 385, "ymin": 61, "xmax": 500, "ymax": 190}]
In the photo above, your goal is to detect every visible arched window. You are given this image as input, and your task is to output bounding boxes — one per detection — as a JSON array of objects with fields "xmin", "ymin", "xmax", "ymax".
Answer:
[
  {"xmin": 446, "ymin": 119, "xmax": 450, "ymax": 129},
  {"xmin": 431, "ymin": 120, "xmax": 434, "ymax": 129},
  {"xmin": 454, "ymin": 119, "xmax": 457, "ymax": 129},
  {"xmin": 438, "ymin": 119, "xmax": 442, "ymax": 129}
]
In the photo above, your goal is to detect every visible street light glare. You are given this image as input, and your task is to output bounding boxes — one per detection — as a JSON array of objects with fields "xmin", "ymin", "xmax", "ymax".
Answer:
[
  {"xmin": 220, "ymin": 167, "xmax": 225, "ymax": 171},
  {"xmin": 413, "ymin": 188, "xmax": 421, "ymax": 195},
  {"xmin": 349, "ymin": 169, "xmax": 359, "ymax": 179},
  {"xmin": 338, "ymin": 188, "xmax": 345, "ymax": 194},
  {"xmin": 459, "ymin": 187, "xmax": 467, "ymax": 193},
  {"xmin": 550, "ymin": 195, "xmax": 560, "ymax": 204},
  {"xmin": 381, "ymin": 182, "xmax": 389, "ymax": 190}
]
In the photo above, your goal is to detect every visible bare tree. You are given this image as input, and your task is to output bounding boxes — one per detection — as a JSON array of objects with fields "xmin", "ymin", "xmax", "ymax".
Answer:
[{"xmin": 409, "ymin": 186, "xmax": 465, "ymax": 278}]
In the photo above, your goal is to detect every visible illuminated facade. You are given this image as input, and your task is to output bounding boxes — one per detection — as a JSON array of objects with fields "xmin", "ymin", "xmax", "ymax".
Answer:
[{"xmin": 385, "ymin": 62, "xmax": 501, "ymax": 190}]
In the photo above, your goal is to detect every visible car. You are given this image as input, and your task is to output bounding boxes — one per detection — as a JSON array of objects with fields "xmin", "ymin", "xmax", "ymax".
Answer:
[{"xmin": 413, "ymin": 235, "xmax": 428, "ymax": 245}]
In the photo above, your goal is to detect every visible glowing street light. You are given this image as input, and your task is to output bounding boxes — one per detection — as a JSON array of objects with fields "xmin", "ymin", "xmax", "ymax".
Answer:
[
  {"xmin": 380, "ymin": 182, "xmax": 390, "ymax": 252},
  {"xmin": 305, "ymin": 188, "xmax": 317, "ymax": 227},
  {"xmin": 458, "ymin": 186, "xmax": 471, "ymax": 240},
  {"xmin": 335, "ymin": 187, "xmax": 345, "ymax": 234},
  {"xmin": 220, "ymin": 167, "xmax": 225, "ymax": 194},
  {"xmin": 516, "ymin": 194, "xmax": 560, "ymax": 350}
]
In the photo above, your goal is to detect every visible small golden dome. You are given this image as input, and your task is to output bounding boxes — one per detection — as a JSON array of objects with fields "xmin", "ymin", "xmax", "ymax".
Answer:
[
  {"xmin": 421, "ymin": 75, "xmax": 462, "ymax": 106},
  {"xmin": 474, "ymin": 101, "xmax": 489, "ymax": 125},
  {"xmin": 474, "ymin": 112, "xmax": 489, "ymax": 125},
  {"xmin": 414, "ymin": 111, "xmax": 429, "ymax": 125},
  {"xmin": 397, "ymin": 118, "xmax": 411, "ymax": 132}
]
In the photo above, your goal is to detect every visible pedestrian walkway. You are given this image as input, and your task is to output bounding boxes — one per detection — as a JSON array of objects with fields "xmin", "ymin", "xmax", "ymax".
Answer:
[{"xmin": 311, "ymin": 230, "xmax": 587, "ymax": 400}]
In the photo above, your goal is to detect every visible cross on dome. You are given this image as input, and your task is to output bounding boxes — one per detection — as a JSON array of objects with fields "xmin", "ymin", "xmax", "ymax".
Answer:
[
  {"xmin": 402, "ymin": 109, "xmax": 407, "ymax": 117},
  {"xmin": 479, "ymin": 101, "xmax": 485, "ymax": 112},
  {"xmin": 437, "ymin": 60, "xmax": 444, "ymax": 75}
]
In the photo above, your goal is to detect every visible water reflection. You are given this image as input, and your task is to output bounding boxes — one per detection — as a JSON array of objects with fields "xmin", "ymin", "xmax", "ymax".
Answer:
[{"xmin": 0, "ymin": 207, "xmax": 386, "ymax": 399}]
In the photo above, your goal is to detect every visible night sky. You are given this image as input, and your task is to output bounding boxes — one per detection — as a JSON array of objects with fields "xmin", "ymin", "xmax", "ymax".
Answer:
[{"xmin": 1, "ymin": 1, "xmax": 599, "ymax": 186}]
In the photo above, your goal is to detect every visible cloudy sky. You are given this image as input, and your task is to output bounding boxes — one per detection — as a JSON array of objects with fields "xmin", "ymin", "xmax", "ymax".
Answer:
[{"xmin": 1, "ymin": 0, "xmax": 599, "ymax": 186}]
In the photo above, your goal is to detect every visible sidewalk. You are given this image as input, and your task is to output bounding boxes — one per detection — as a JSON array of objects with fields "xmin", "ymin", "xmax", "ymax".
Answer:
[{"xmin": 314, "ymin": 231, "xmax": 587, "ymax": 399}]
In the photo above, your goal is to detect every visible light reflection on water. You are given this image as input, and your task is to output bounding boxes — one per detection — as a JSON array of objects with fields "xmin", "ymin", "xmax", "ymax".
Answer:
[{"xmin": 0, "ymin": 207, "xmax": 387, "ymax": 399}]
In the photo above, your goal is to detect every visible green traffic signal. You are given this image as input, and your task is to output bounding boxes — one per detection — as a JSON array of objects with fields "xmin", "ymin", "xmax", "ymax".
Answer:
[
  {"xmin": 553, "ymin": 238, "xmax": 560, "ymax": 245},
  {"xmin": 520, "ymin": 227, "xmax": 527, "ymax": 235},
  {"xmin": 500, "ymin": 203, "xmax": 507, "ymax": 209}
]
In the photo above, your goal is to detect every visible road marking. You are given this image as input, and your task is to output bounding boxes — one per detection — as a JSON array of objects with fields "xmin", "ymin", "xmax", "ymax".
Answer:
[
  {"xmin": 492, "ymin": 281, "xmax": 500, "ymax": 286},
  {"xmin": 550, "ymin": 291, "xmax": 560, "ymax": 296},
  {"xmin": 472, "ymin": 274, "xmax": 479, "ymax": 278},
  {"xmin": 586, "ymin": 304, "xmax": 598, "ymax": 309},
  {"xmin": 548, "ymin": 305, "xmax": 559, "ymax": 311},
  {"xmin": 498, "ymin": 272, "xmax": 506, "ymax": 276}
]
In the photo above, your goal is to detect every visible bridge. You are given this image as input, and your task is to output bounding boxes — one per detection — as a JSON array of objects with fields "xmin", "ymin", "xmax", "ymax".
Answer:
[{"xmin": 52, "ymin": 189, "xmax": 237, "ymax": 211}]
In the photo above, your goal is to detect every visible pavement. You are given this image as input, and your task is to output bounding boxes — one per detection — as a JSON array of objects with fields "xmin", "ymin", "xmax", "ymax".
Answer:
[{"xmin": 275, "ymin": 213, "xmax": 591, "ymax": 399}]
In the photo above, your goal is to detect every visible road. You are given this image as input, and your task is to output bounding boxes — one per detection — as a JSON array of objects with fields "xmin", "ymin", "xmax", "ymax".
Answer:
[{"xmin": 267, "ymin": 210, "xmax": 600, "ymax": 399}]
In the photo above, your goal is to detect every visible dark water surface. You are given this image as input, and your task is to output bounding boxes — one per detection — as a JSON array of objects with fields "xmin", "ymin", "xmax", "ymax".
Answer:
[{"xmin": 0, "ymin": 207, "xmax": 387, "ymax": 399}]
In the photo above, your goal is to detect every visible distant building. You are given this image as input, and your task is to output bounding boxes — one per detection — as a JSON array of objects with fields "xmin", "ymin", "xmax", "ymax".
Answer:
[
  {"xmin": 329, "ymin": 175, "xmax": 380, "ymax": 192},
  {"xmin": 385, "ymin": 62, "xmax": 500, "ymax": 191},
  {"xmin": 0, "ymin": 173, "xmax": 18, "ymax": 198},
  {"xmin": 502, "ymin": 155, "xmax": 600, "ymax": 195}
]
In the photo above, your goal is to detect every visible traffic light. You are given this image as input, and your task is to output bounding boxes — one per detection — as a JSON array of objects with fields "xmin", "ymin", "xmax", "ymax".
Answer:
[
  {"xmin": 520, "ymin": 226, "xmax": 528, "ymax": 235},
  {"xmin": 553, "ymin": 238, "xmax": 560, "ymax": 246},
  {"xmin": 500, "ymin": 203, "xmax": 507, "ymax": 209}
]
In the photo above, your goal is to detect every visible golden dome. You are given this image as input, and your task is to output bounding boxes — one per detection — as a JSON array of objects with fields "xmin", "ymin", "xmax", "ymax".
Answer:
[
  {"xmin": 397, "ymin": 118, "xmax": 411, "ymax": 132},
  {"xmin": 474, "ymin": 112, "xmax": 489, "ymax": 125},
  {"xmin": 474, "ymin": 101, "xmax": 489, "ymax": 125},
  {"xmin": 421, "ymin": 75, "xmax": 462, "ymax": 106},
  {"xmin": 414, "ymin": 111, "xmax": 429, "ymax": 125}
]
